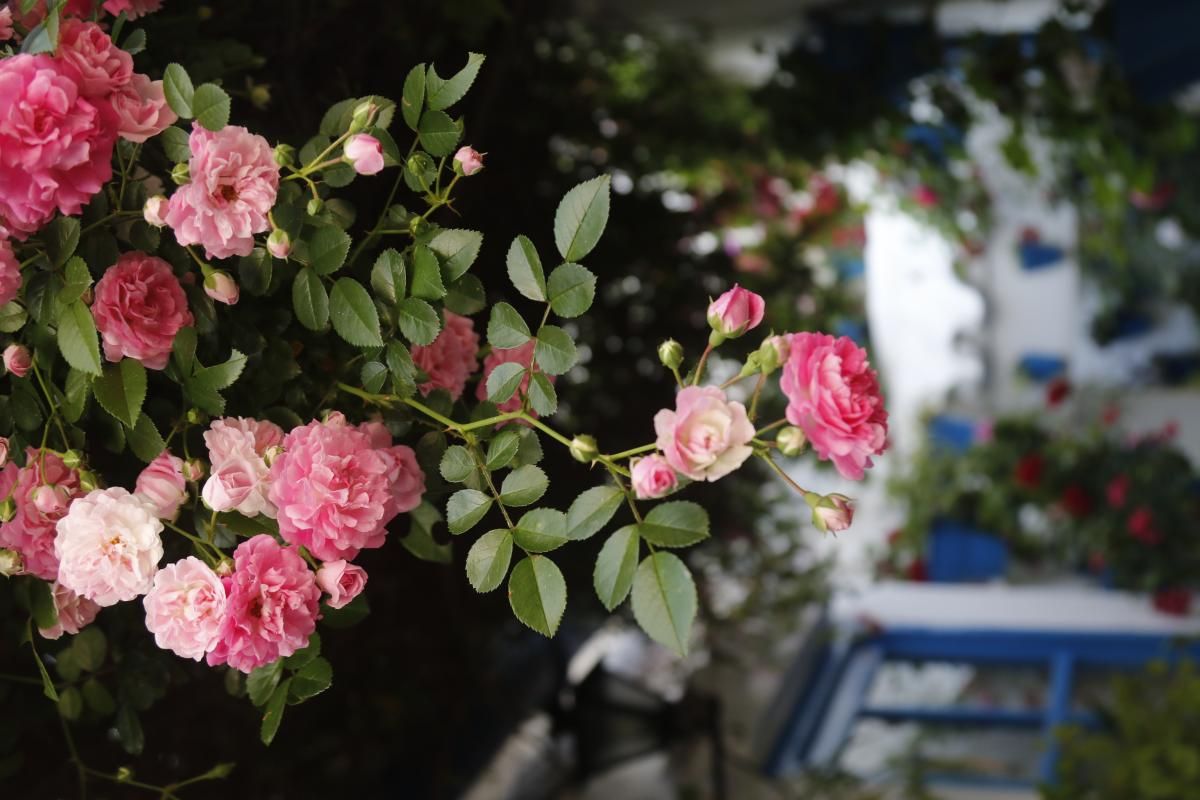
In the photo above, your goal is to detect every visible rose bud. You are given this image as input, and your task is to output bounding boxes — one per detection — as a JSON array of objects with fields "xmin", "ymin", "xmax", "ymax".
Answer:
[
  {"xmin": 32, "ymin": 485, "xmax": 69, "ymax": 516},
  {"xmin": 144, "ymin": 195, "xmax": 169, "ymax": 227},
  {"xmin": 569, "ymin": 434, "xmax": 599, "ymax": 464},
  {"xmin": 776, "ymin": 426, "xmax": 808, "ymax": 457},
  {"xmin": 758, "ymin": 334, "xmax": 790, "ymax": 373},
  {"xmin": 0, "ymin": 437, "xmax": 8, "ymax": 468},
  {"xmin": 170, "ymin": 162, "xmax": 190, "ymax": 185},
  {"xmin": 0, "ymin": 497, "xmax": 14, "ymax": 522},
  {"xmin": 707, "ymin": 284, "xmax": 765, "ymax": 340},
  {"xmin": 0, "ymin": 548, "xmax": 22, "ymax": 577},
  {"xmin": 806, "ymin": 491, "xmax": 854, "ymax": 533},
  {"xmin": 204, "ymin": 271, "xmax": 240, "ymax": 306},
  {"xmin": 658, "ymin": 339, "xmax": 684, "ymax": 371},
  {"xmin": 631, "ymin": 454, "xmax": 678, "ymax": 500},
  {"xmin": 344, "ymin": 134, "xmax": 384, "ymax": 176},
  {"xmin": 267, "ymin": 228, "xmax": 291, "ymax": 259},
  {"xmin": 134, "ymin": 452, "xmax": 188, "ymax": 521},
  {"xmin": 181, "ymin": 458, "xmax": 206, "ymax": 483},
  {"xmin": 3, "ymin": 344, "xmax": 31, "ymax": 378},
  {"xmin": 453, "ymin": 146, "xmax": 485, "ymax": 176},
  {"xmin": 316, "ymin": 560, "xmax": 367, "ymax": 609},
  {"xmin": 273, "ymin": 143, "xmax": 296, "ymax": 167}
]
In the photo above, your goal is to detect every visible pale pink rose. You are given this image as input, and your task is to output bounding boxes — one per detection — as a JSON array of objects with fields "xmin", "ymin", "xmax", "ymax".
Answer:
[
  {"xmin": 203, "ymin": 416, "xmax": 285, "ymax": 466},
  {"xmin": 143, "ymin": 556, "xmax": 227, "ymax": 660},
  {"xmin": 780, "ymin": 333, "xmax": 888, "ymax": 480},
  {"xmin": 164, "ymin": 124, "xmax": 280, "ymax": 260},
  {"xmin": 654, "ymin": 386, "xmax": 754, "ymax": 482},
  {"xmin": 38, "ymin": 581, "xmax": 101, "ymax": 640},
  {"xmin": 32, "ymin": 484, "xmax": 68, "ymax": 516},
  {"xmin": 0, "ymin": 239, "xmax": 19, "ymax": 307},
  {"xmin": 411, "ymin": 310, "xmax": 479, "ymax": 400},
  {"xmin": 134, "ymin": 452, "xmax": 187, "ymax": 521},
  {"xmin": 202, "ymin": 455, "xmax": 274, "ymax": 516},
  {"xmin": 810, "ymin": 493, "xmax": 854, "ymax": 533},
  {"xmin": 315, "ymin": 559, "xmax": 367, "ymax": 609},
  {"xmin": 344, "ymin": 134, "xmax": 384, "ymax": 175},
  {"xmin": 266, "ymin": 228, "xmax": 291, "ymax": 259},
  {"xmin": 707, "ymin": 284, "xmax": 765, "ymax": 338},
  {"xmin": 0, "ymin": 437, "xmax": 8, "ymax": 468},
  {"xmin": 143, "ymin": 195, "xmax": 168, "ymax": 227},
  {"xmin": 3, "ymin": 344, "xmax": 30, "ymax": 377},
  {"xmin": 55, "ymin": 19, "xmax": 133, "ymax": 99},
  {"xmin": 206, "ymin": 534, "xmax": 320, "ymax": 673},
  {"xmin": 475, "ymin": 341, "xmax": 555, "ymax": 416},
  {"xmin": 54, "ymin": 487, "xmax": 164, "ymax": 607},
  {"xmin": 203, "ymin": 270, "xmax": 239, "ymax": 305},
  {"xmin": 111, "ymin": 74, "xmax": 177, "ymax": 143},
  {"xmin": 454, "ymin": 146, "xmax": 484, "ymax": 176},
  {"xmin": 0, "ymin": 449, "xmax": 82, "ymax": 580},
  {"xmin": 92, "ymin": 252, "xmax": 193, "ymax": 370},
  {"xmin": 101, "ymin": 0, "xmax": 164, "ymax": 19},
  {"xmin": 268, "ymin": 414, "xmax": 425, "ymax": 561},
  {"xmin": 0, "ymin": 7, "xmax": 12, "ymax": 41},
  {"xmin": 631, "ymin": 454, "xmax": 679, "ymax": 499},
  {"xmin": 0, "ymin": 55, "xmax": 117, "ymax": 238}
]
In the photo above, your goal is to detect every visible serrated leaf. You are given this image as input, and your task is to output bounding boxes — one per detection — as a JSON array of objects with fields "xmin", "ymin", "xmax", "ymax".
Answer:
[
  {"xmin": 193, "ymin": 83, "xmax": 231, "ymax": 131},
  {"xmin": 401, "ymin": 64, "xmax": 425, "ymax": 130},
  {"xmin": 121, "ymin": 27, "xmax": 146, "ymax": 55},
  {"xmin": 287, "ymin": 656, "xmax": 332, "ymax": 704},
  {"xmin": 44, "ymin": 216, "xmax": 80, "ymax": 268},
  {"xmin": 0, "ymin": 301, "xmax": 27, "ymax": 334},
  {"xmin": 397, "ymin": 298, "xmax": 439, "ymax": 346},
  {"xmin": 594, "ymin": 525, "xmax": 640, "ymax": 611},
  {"xmin": 59, "ymin": 258, "xmax": 91, "ymax": 307},
  {"xmin": 410, "ymin": 244, "xmax": 445, "ymax": 300},
  {"xmin": 308, "ymin": 226, "xmax": 352, "ymax": 276},
  {"xmin": 385, "ymin": 341, "xmax": 417, "ymax": 398},
  {"xmin": 402, "ymin": 501, "xmax": 451, "ymax": 563},
  {"xmin": 487, "ymin": 302, "xmax": 531, "ymax": 348},
  {"xmin": 512, "ymin": 508, "xmax": 567, "ymax": 553},
  {"xmin": 417, "ymin": 109, "xmax": 460, "ymax": 157},
  {"xmin": 429, "ymin": 229, "xmax": 482, "ymax": 282},
  {"xmin": 93, "ymin": 358, "xmax": 145, "ymax": 428},
  {"xmin": 128, "ymin": 413, "xmax": 166, "ymax": 463},
  {"xmin": 486, "ymin": 362, "xmax": 525, "ymax": 404},
  {"xmin": 439, "ymin": 445, "xmax": 475, "ymax": 483},
  {"xmin": 554, "ymin": 175, "xmax": 611, "ymax": 262},
  {"xmin": 191, "ymin": 349, "xmax": 247, "ymax": 392},
  {"xmin": 567, "ymin": 485, "xmax": 623, "ymax": 541},
  {"xmin": 57, "ymin": 299, "xmax": 101, "ymax": 375},
  {"xmin": 466, "ymin": 529, "xmax": 513, "ymax": 593},
  {"xmin": 73, "ymin": 627, "xmax": 106, "ymax": 671},
  {"xmin": 159, "ymin": 125, "xmax": 190, "ymax": 162},
  {"xmin": 292, "ymin": 267, "xmax": 329, "ymax": 331},
  {"xmin": 638, "ymin": 501, "xmax": 710, "ymax": 548},
  {"xmin": 507, "ymin": 555, "xmax": 566, "ymax": 637},
  {"xmin": 547, "ymin": 263, "xmax": 596, "ymax": 319},
  {"xmin": 514, "ymin": 427, "xmax": 543, "ymax": 466},
  {"xmin": 631, "ymin": 552, "xmax": 696, "ymax": 657},
  {"xmin": 485, "ymin": 430, "xmax": 521, "ymax": 471},
  {"xmin": 447, "ymin": 489, "xmax": 491, "ymax": 535},
  {"xmin": 506, "ymin": 235, "xmax": 546, "ymax": 302},
  {"xmin": 172, "ymin": 326, "xmax": 197, "ymax": 373},
  {"xmin": 370, "ymin": 248, "xmax": 406, "ymax": 304},
  {"xmin": 361, "ymin": 360, "xmax": 387, "ymax": 393},
  {"xmin": 62, "ymin": 368, "xmax": 90, "ymax": 423},
  {"xmin": 238, "ymin": 248, "xmax": 272, "ymax": 295},
  {"xmin": 329, "ymin": 278, "xmax": 383, "ymax": 347},
  {"xmin": 282, "ymin": 632, "xmax": 321, "ymax": 670},
  {"xmin": 445, "ymin": 274, "xmax": 486, "ymax": 315},
  {"xmin": 534, "ymin": 325, "xmax": 577, "ymax": 375},
  {"xmin": 260, "ymin": 680, "xmax": 289, "ymax": 745},
  {"xmin": 426, "ymin": 52, "xmax": 485, "ymax": 111},
  {"xmin": 528, "ymin": 373, "xmax": 557, "ymax": 416},
  {"xmin": 163, "ymin": 63, "xmax": 195, "ymax": 118},
  {"xmin": 247, "ymin": 661, "xmax": 283, "ymax": 707},
  {"xmin": 500, "ymin": 465, "xmax": 548, "ymax": 508}
]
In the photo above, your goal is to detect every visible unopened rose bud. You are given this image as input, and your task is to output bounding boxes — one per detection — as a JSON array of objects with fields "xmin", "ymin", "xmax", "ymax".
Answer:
[
  {"xmin": 344, "ymin": 134, "xmax": 384, "ymax": 176},
  {"xmin": 569, "ymin": 434, "xmax": 599, "ymax": 464},
  {"xmin": 249, "ymin": 83, "xmax": 271, "ymax": 110},
  {"xmin": 658, "ymin": 339, "xmax": 684, "ymax": 371},
  {"xmin": 267, "ymin": 228, "xmax": 291, "ymax": 260},
  {"xmin": 776, "ymin": 427, "xmax": 807, "ymax": 457},
  {"xmin": 262, "ymin": 445, "xmax": 282, "ymax": 466},
  {"xmin": 806, "ymin": 491, "xmax": 854, "ymax": 533},
  {"xmin": 0, "ymin": 499, "xmax": 14, "ymax": 523},
  {"xmin": 115, "ymin": 766, "xmax": 134, "ymax": 783},
  {"xmin": 32, "ymin": 485, "xmax": 68, "ymax": 516},
  {"xmin": 182, "ymin": 458, "xmax": 206, "ymax": 482},
  {"xmin": 2, "ymin": 344, "xmax": 30, "ymax": 378},
  {"xmin": 408, "ymin": 215, "xmax": 427, "ymax": 236},
  {"xmin": 758, "ymin": 335, "xmax": 790, "ymax": 373},
  {"xmin": 0, "ymin": 548, "xmax": 22, "ymax": 577},
  {"xmin": 170, "ymin": 163, "xmax": 190, "ymax": 186},
  {"xmin": 273, "ymin": 144, "xmax": 296, "ymax": 167},
  {"xmin": 307, "ymin": 197, "xmax": 323, "ymax": 216},
  {"xmin": 0, "ymin": 437, "xmax": 8, "ymax": 468},
  {"xmin": 186, "ymin": 408, "xmax": 205, "ymax": 425},
  {"xmin": 143, "ymin": 196, "xmax": 169, "ymax": 227},
  {"xmin": 204, "ymin": 271, "xmax": 240, "ymax": 306},
  {"xmin": 78, "ymin": 471, "xmax": 99, "ymax": 492},
  {"xmin": 737, "ymin": 352, "xmax": 763, "ymax": 378},
  {"xmin": 453, "ymin": 146, "xmax": 484, "ymax": 176},
  {"xmin": 61, "ymin": 450, "xmax": 83, "ymax": 469},
  {"xmin": 349, "ymin": 101, "xmax": 377, "ymax": 133},
  {"xmin": 215, "ymin": 558, "xmax": 234, "ymax": 577},
  {"xmin": 707, "ymin": 284, "xmax": 766, "ymax": 339}
]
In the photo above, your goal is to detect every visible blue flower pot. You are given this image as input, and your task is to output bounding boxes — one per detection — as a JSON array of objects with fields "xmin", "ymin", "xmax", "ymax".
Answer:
[
  {"xmin": 927, "ymin": 521, "xmax": 1009, "ymax": 582},
  {"xmin": 1018, "ymin": 241, "xmax": 1065, "ymax": 270}
]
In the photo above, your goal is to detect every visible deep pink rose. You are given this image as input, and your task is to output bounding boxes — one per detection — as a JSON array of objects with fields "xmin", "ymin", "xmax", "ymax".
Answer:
[
  {"xmin": 55, "ymin": 19, "xmax": 133, "ymax": 99},
  {"xmin": 454, "ymin": 146, "xmax": 484, "ymax": 176},
  {"xmin": 0, "ymin": 238, "xmax": 21, "ymax": 306},
  {"xmin": 654, "ymin": 385, "xmax": 754, "ymax": 482},
  {"xmin": 143, "ymin": 556, "xmax": 227, "ymax": 660},
  {"xmin": 780, "ymin": 333, "xmax": 888, "ymax": 480},
  {"xmin": 315, "ymin": 559, "xmax": 367, "ymax": 609},
  {"xmin": 631, "ymin": 454, "xmax": 679, "ymax": 499},
  {"xmin": 164, "ymin": 124, "xmax": 279, "ymax": 260},
  {"xmin": 134, "ymin": 452, "xmax": 187, "ymax": 521},
  {"xmin": 3, "ymin": 344, "xmax": 30, "ymax": 377},
  {"xmin": 111, "ymin": 73, "xmax": 177, "ymax": 143},
  {"xmin": 1106, "ymin": 475, "xmax": 1130, "ymax": 508},
  {"xmin": 475, "ymin": 341, "xmax": 555, "ymax": 416},
  {"xmin": 0, "ymin": 54, "xmax": 117, "ymax": 238},
  {"xmin": 101, "ymin": 0, "xmax": 164, "ymax": 18},
  {"xmin": 206, "ymin": 535, "xmax": 320, "ymax": 673},
  {"xmin": 7, "ymin": 0, "xmax": 93, "ymax": 29},
  {"xmin": 0, "ymin": 8, "xmax": 11, "ymax": 43},
  {"xmin": 92, "ymin": 252, "xmax": 193, "ymax": 370},
  {"xmin": 268, "ymin": 414, "xmax": 425, "ymax": 562},
  {"xmin": 0, "ymin": 449, "xmax": 82, "ymax": 580},
  {"xmin": 344, "ymin": 134, "xmax": 384, "ymax": 175},
  {"xmin": 411, "ymin": 310, "xmax": 479, "ymax": 400},
  {"xmin": 38, "ymin": 581, "xmax": 101, "ymax": 640},
  {"xmin": 707, "ymin": 284, "xmax": 765, "ymax": 338}
]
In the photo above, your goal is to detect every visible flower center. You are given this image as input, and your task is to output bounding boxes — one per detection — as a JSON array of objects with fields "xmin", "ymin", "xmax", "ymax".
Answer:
[{"xmin": 218, "ymin": 184, "xmax": 239, "ymax": 203}]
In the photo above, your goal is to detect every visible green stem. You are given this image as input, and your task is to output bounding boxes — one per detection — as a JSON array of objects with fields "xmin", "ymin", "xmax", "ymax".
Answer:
[
  {"xmin": 720, "ymin": 372, "xmax": 753, "ymax": 390},
  {"xmin": 758, "ymin": 451, "xmax": 810, "ymax": 498},
  {"xmin": 517, "ymin": 413, "xmax": 575, "ymax": 450},
  {"xmin": 82, "ymin": 767, "xmax": 180, "ymax": 800},
  {"xmin": 162, "ymin": 520, "xmax": 222, "ymax": 563},
  {"xmin": 58, "ymin": 713, "xmax": 87, "ymax": 800},
  {"xmin": 457, "ymin": 411, "xmax": 525, "ymax": 432},
  {"xmin": 31, "ymin": 358, "xmax": 71, "ymax": 449},
  {"xmin": 605, "ymin": 464, "xmax": 644, "ymax": 524},
  {"xmin": 755, "ymin": 418, "xmax": 788, "ymax": 437},
  {"xmin": 692, "ymin": 342, "xmax": 714, "ymax": 386},
  {"xmin": 468, "ymin": 441, "xmax": 514, "ymax": 529},
  {"xmin": 669, "ymin": 366, "xmax": 684, "ymax": 388},
  {"xmin": 747, "ymin": 373, "xmax": 767, "ymax": 420},
  {"xmin": 399, "ymin": 395, "xmax": 456, "ymax": 429},
  {"xmin": 603, "ymin": 442, "xmax": 658, "ymax": 462},
  {"xmin": 78, "ymin": 210, "xmax": 141, "ymax": 238},
  {"xmin": 0, "ymin": 671, "xmax": 47, "ymax": 686}
]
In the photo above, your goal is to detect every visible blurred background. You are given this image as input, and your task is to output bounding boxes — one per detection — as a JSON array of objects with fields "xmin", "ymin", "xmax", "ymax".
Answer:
[{"xmin": 5, "ymin": 0, "xmax": 1200, "ymax": 797}]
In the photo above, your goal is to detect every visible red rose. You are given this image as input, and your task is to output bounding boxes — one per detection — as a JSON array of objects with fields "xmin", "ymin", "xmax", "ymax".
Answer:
[
  {"xmin": 1045, "ymin": 377, "xmax": 1071, "ymax": 408},
  {"xmin": 1060, "ymin": 485, "xmax": 1091, "ymax": 518},
  {"xmin": 1127, "ymin": 507, "xmax": 1162, "ymax": 546},
  {"xmin": 1014, "ymin": 454, "xmax": 1045, "ymax": 489},
  {"xmin": 1152, "ymin": 588, "xmax": 1191, "ymax": 616}
]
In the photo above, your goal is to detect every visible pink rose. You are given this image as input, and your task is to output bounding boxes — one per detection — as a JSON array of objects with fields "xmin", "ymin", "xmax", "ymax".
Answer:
[
  {"xmin": 654, "ymin": 386, "xmax": 754, "ymax": 482},
  {"xmin": 315, "ymin": 559, "xmax": 367, "ymax": 609},
  {"xmin": 54, "ymin": 487, "xmax": 164, "ymax": 607},
  {"xmin": 344, "ymin": 134, "xmax": 384, "ymax": 175},
  {"xmin": 475, "ymin": 341, "xmax": 555, "ymax": 416},
  {"xmin": 143, "ymin": 195, "xmax": 168, "ymax": 227},
  {"xmin": 0, "ymin": 437, "xmax": 8, "ymax": 468},
  {"xmin": 143, "ymin": 556, "xmax": 227, "ymax": 660},
  {"xmin": 411, "ymin": 310, "xmax": 479, "ymax": 400},
  {"xmin": 111, "ymin": 73, "xmax": 177, "ymax": 143},
  {"xmin": 55, "ymin": 19, "xmax": 133, "ymax": 99},
  {"xmin": 204, "ymin": 416, "xmax": 285, "ymax": 466},
  {"xmin": 164, "ymin": 124, "xmax": 279, "ymax": 260},
  {"xmin": 1106, "ymin": 475, "xmax": 1130, "ymax": 508},
  {"xmin": 268, "ymin": 414, "xmax": 425, "ymax": 562},
  {"xmin": 780, "ymin": 333, "xmax": 888, "ymax": 480},
  {"xmin": 92, "ymin": 252, "xmax": 193, "ymax": 370},
  {"xmin": 101, "ymin": 0, "xmax": 164, "ymax": 19},
  {"xmin": 707, "ymin": 284, "xmax": 765, "ymax": 338},
  {"xmin": 0, "ymin": 239, "xmax": 19, "ymax": 307},
  {"xmin": 631, "ymin": 454, "xmax": 679, "ymax": 499},
  {"xmin": 200, "ymin": 417, "xmax": 282, "ymax": 518},
  {"xmin": 203, "ymin": 270, "xmax": 239, "ymax": 305},
  {"xmin": 0, "ymin": 7, "xmax": 12, "ymax": 41},
  {"xmin": 0, "ymin": 449, "xmax": 82, "ymax": 579},
  {"xmin": 0, "ymin": 55, "xmax": 117, "ymax": 238},
  {"xmin": 206, "ymin": 534, "xmax": 320, "ymax": 673},
  {"xmin": 37, "ymin": 581, "xmax": 101, "ymax": 640},
  {"xmin": 32, "ymin": 484, "xmax": 69, "ymax": 516},
  {"xmin": 453, "ymin": 146, "xmax": 484, "ymax": 176},
  {"xmin": 134, "ymin": 452, "xmax": 187, "ymax": 521},
  {"xmin": 7, "ymin": 0, "xmax": 93, "ymax": 28},
  {"xmin": 3, "ymin": 344, "xmax": 30, "ymax": 377}
]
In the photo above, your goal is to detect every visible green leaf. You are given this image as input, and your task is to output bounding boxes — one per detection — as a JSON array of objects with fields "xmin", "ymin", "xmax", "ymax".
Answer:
[
  {"xmin": 287, "ymin": 657, "xmax": 332, "ymax": 704},
  {"xmin": 92, "ymin": 359, "xmax": 146, "ymax": 428},
  {"xmin": 24, "ymin": 620, "xmax": 57, "ymax": 702},
  {"xmin": 631, "ymin": 552, "xmax": 697, "ymax": 657},
  {"xmin": 500, "ymin": 465, "xmax": 548, "ymax": 507},
  {"xmin": 447, "ymin": 489, "xmax": 491, "ymax": 535},
  {"xmin": 466, "ymin": 529, "xmax": 513, "ymax": 593},
  {"xmin": 547, "ymin": 263, "xmax": 597, "ymax": 319},
  {"xmin": 428, "ymin": 229, "xmax": 482, "ymax": 282},
  {"xmin": 514, "ymin": 427, "xmax": 543, "ymax": 466},
  {"xmin": 487, "ymin": 302, "xmax": 531, "ymax": 348},
  {"xmin": 439, "ymin": 445, "xmax": 475, "ymax": 483},
  {"xmin": 417, "ymin": 110, "xmax": 460, "ymax": 157},
  {"xmin": 238, "ymin": 249, "xmax": 272, "ymax": 295},
  {"xmin": 62, "ymin": 368, "xmax": 90, "ymax": 423},
  {"xmin": 116, "ymin": 705, "xmax": 144, "ymax": 755},
  {"xmin": 385, "ymin": 341, "xmax": 417, "ymax": 398},
  {"xmin": 191, "ymin": 349, "xmax": 247, "ymax": 391},
  {"xmin": 402, "ymin": 501, "xmax": 451, "ymax": 564},
  {"xmin": 163, "ymin": 63, "xmax": 195, "ymax": 118},
  {"xmin": 505, "ymin": 235, "xmax": 546, "ymax": 302},
  {"xmin": 172, "ymin": 326, "xmax": 197, "ymax": 374},
  {"xmin": 82, "ymin": 678, "xmax": 116, "ymax": 715},
  {"xmin": 396, "ymin": 298, "xmax": 440, "ymax": 346},
  {"xmin": 247, "ymin": 661, "xmax": 283, "ymax": 707},
  {"xmin": 534, "ymin": 325, "xmax": 577, "ymax": 375},
  {"xmin": 308, "ymin": 226, "xmax": 352, "ymax": 276},
  {"xmin": 260, "ymin": 680, "xmax": 289, "ymax": 746},
  {"xmin": 57, "ymin": 299, "xmax": 101, "ymax": 375},
  {"xmin": 554, "ymin": 175, "xmax": 611, "ymax": 262},
  {"xmin": 638, "ymin": 501, "xmax": 710, "ymax": 548},
  {"xmin": 528, "ymin": 373, "xmax": 557, "ymax": 417},
  {"xmin": 282, "ymin": 632, "xmax": 321, "ymax": 670},
  {"xmin": 29, "ymin": 579, "xmax": 58, "ymax": 631},
  {"xmin": 72, "ymin": 627, "xmax": 106, "ymax": 671},
  {"xmin": 508, "ymin": 556, "xmax": 567, "ymax": 637},
  {"xmin": 444, "ymin": 274, "xmax": 486, "ymax": 315},
  {"xmin": 360, "ymin": 361, "xmax": 387, "ymax": 393},
  {"xmin": 0, "ymin": 301, "xmax": 27, "ymax": 334},
  {"xmin": 159, "ymin": 125, "xmax": 191, "ymax": 162},
  {"xmin": 59, "ymin": 686, "xmax": 83, "ymax": 721},
  {"xmin": 426, "ymin": 52, "xmax": 485, "ymax": 111},
  {"xmin": 370, "ymin": 249, "xmax": 406, "ymax": 304},
  {"xmin": 512, "ymin": 508, "xmax": 567, "ymax": 552},
  {"xmin": 567, "ymin": 485, "xmax": 623, "ymax": 541},
  {"xmin": 59, "ymin": 257, "xmax": 92, "ymax": 306},
  {"xmin": 292, "ymin": 267, "xmax": 329, "ymax": 331},
  {"xmin": 594, "ymin": 526, "xmax": 640, "ymax": 610},
  {"xmin": 329, "ymin": 278, "xmax": 383, "ymax": 347},
  {"xmin": 192, "ymin": 83, "xmax": 231, "ymax": 131},
  {"xmin": 121, "ymin": 27, "xmax": 146, "ymax": 55},
  {"xmin": 128, "ymin": 413, "xmax": 166, "ymax": 462},
  {"xmin": 44, "ymin": 216, "xmax": 80, "ymax": 268},
  {"xmin": 485, "ymin": 429, "xmax": 521, "ymax": 471},
  {"xmin": 410, "ymin": 244, "xmax": 445, "ymax": 300},
  {"xmin": 486, "ymin": 362, "xmax": 525, "ymax": 404},
  {"xmin": 401, "ymin": 64, "xmax": 425, "ymax": 130}
]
